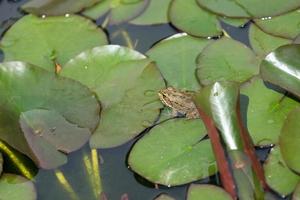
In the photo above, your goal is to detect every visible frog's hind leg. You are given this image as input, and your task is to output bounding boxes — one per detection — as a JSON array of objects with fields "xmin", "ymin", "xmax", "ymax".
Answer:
[{"xmin": 186, "ymin": 111, "xmax": 200, "ymax": 119}]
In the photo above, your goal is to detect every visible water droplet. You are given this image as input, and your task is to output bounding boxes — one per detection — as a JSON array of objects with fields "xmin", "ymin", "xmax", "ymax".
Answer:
[
  {"xmin": 144, "ymin": 90, "xmax": 155, "ymax": 97},
  {"xmin": 41, "ymin": 15, "xmax": 46, "ymax": 19},
  {"xmin": 34, "ymin": 129, "xmax": 43, "ymax": 136},
  {"xmin": 84, "ymin": 65, "xmax": 88, "ymax": 70},
  {"xmin": 65, "ymin": 13, "xmax": 70, "ymax": 17},
  {"xmin": 167, "ymin": 184, "xmax": 171, "ymax": 188}
]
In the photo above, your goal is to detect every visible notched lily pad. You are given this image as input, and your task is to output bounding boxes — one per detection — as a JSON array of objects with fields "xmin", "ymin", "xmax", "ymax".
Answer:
[
  {"xmin": 280, "ymin": 107, "xmax": 300, "ymax": 174},
  {"xmin": 128, "ymin": 118, "xmax": 216, "ymax": 186},
  {"xmin": 0, "ymin": 62, "xmax": 100, "ymax": 168},
  {"xmin": 22, "ymin": 0, "xmax": 102, "ymax": 16},
  {"xmin": 169, "ymin": 0, "xmax": 222, "ymax": 38},
  {"xmin": 82, "ymin": 0, "xmax": 149, "ymax": 24},
  {"xmin": 240, "ymin": 77, "xmax": 299, "ymax": 146},
  {"xmin": 187, "ymin": 184, "xmax": 233, "ymax": 200},
  {"xmin": 264, "ymin": 146, "xmax": 300, "ymax": 197},
  {"xmin": 0, "ymin": 173, "xmax": 37, "ymax": 200},
  {"xmin": 147, "ymin": 33, "xmax": 211, "ymax": 91},
  {"xmin": 260, "ymin": 44, "xmax": 300, "ymax": 98},
  {"xmin": 61, "ymin": 45, "xmax": 165, "ymax": 148},
  {"xmin": 196, "ymin": 37, "xmax": 259, "ymax": 86},
  {"xmin": 19, "ymin": 109, "xmax": 91, "ymax": 169},
  {"xmin": 0, "ymin": 14, "xmax": 107, "ymax": 71}
]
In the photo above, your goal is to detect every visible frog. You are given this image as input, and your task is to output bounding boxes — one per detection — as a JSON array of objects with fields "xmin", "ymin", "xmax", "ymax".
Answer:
[{"xmin": 158, "ymin": 87, "xmax": 200, "ymax": 119}]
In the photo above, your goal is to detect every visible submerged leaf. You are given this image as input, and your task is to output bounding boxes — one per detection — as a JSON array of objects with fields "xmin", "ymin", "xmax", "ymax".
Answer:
[
  {"xmin": 128, "ymin": 118, "xmax": 216, "ymax": 186},
  {"xmin": 196, "ymin": 37, "xmax": 259, "ymax": 85},
  {"xmin": 0, "ymin": 62, "xmax": 100, "ymax": 168},
  {"xmin": 169, "ymin": 0, "xmax": 222, "ymax": 37},
  {"xmin": 0, "ymin": 14, "xmax": 107, "ymax": 71},
  {"xmin": 61, "ymin": 45, "xmax": 165, "ymax": 148},
  {"xmin": 0, "ymin": 173, "xmax": 37, "ymax": 200},
  {"xmin": 22, "ymin": 0, "xmax": 101, "ymax": 16},
  {"xmin": 264, "ymin": 146, "xmax": 300, "ymax": 197},
  {"xmin": 147, "ymin": 33, "xmax": 211, "ymax": 91},
  {"xmin": 187, "ymin": 184, "xmax": 233, "ymax": 200},
  {"xmin": 260, "ymin": 44, "xmax": 300, "ymax": 98},
  {"xmin": 280, "ymin": 107, "xmax": 300, "ymax": 174},
  {"xmin": 19, "ymin": 109, "xmax": 91, "ymax": 169},
  {"xmin": 240, "ymin": 77, "xmax": 299, "ymax": 146},
  {"xmin": 196, "ymin": 0, "xmax": 300, "ymax": 18}
]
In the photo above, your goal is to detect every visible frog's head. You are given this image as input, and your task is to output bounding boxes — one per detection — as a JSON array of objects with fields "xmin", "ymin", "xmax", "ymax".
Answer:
[{"xmin": 158, "ymin": 87, "xmax": 177, "ymax": 107}]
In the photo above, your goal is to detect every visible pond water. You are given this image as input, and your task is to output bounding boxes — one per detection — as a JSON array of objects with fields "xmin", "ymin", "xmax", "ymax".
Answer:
[{"xmin": 0, "ymin": 0, "xmax": 290, "ymax": 200}]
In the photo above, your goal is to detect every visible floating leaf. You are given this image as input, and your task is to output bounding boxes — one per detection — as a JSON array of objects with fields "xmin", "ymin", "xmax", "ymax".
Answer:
[
  {"xmin": 187, "ymin": 184, "xmax": 233, "ymax": 200},
  {"xmin": 61, "ymin": 45, "xmax": 165, "ymax": 148},
  {"xmin": 255, "ymin": 9, "xmax": 300, "ymax": 39},
  {"xmin": 280, "ymin": 107, "xmax": 300, "ymax": 174},
  {"xmin": 128, "ymin": 118, "xmax": 216, "ymax": 186},
  {"xmin": 196, "ymin": 0, "xmax": 300, "ymax": 18},
  {"xmin": 260, "ymin": 44, "xmax": 300, "ymax": 98},
  {"xmin": 240, "ymin": 77, "xmax": 299, "ymax": 146},
  {"xmin": 0, "ymin": 62, "xmax": 100, "ymax": 168},
  {"xmin": 220, "ymin": 17, "xmax": 248, "ymax": 27},
  {"xmin": 147, "ymin": 33, "xmax": 211, "ymax": 90},
  {"xmin": 22, "ymin": 0, "xmax": 101, "ymax": 16},
  {"xmin": 249, "ymin": 24, "xmax": 292, "ymax": 58},
  {"xmin": 130, "ymin": 0, "xmax": 171, "ymax": 25},
  {"xmin": 153, "ymin": 193, "xmax": 175, "ymax": 200},
  {"xmin": 82, "ymin": 0, "xmax": 149, "ymax": 24},
  {"xmin": 19, "ymin": 109, "xmax": 91, "ymax": 169},
  {"xmin": 0, "ymin": 173, "xmax": 37, "ymax": 200},
  {"xmin": 169, "ymin": 0, "xmax": 222, "ymax": 37},
  {"xmin": 264, "ymin": 146, "xmax": 300, "ymax": 196},
  {"xmin": 196, "ymin": 37, "xmax": 259, "ymax": 86},
  {"xmin": 0, "ymin": 14, "xmax": 107, "ymax": 71}
]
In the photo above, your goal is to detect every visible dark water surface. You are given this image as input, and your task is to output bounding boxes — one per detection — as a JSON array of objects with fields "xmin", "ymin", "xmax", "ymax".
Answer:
[{"xmin": 0, "ymin": 1, "xmax": 288, "ymax": 200}]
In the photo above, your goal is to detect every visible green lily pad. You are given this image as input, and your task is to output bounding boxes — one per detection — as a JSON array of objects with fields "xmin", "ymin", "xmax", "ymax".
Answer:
[
  {"xmin": 240, "ymin": 77, "xmax": 299, "ymax": 146},
  {"xmin": 147, "ymin": 33, "xmax": 211, "ymax": 91},
  {"xmin": 255, "ymin": 9, "xmax": 300, "ymax": 39},
  {"xmin": 0, "ymin": 14, "xmax": 107, "ymax": 72},
  {"xmin": 128, "ymin": 118, "xmax": 216, "ymax": 186},
  {"xmin": 293, "ymin": 182, "xmax": 300, "ymax": 200},
  {"xmin": 280, "ymin": 107, "xmax": 300, "ymax": 174},
  {"xmin": 264, "ymin": 146, "xmax": 300, "ymax": 196},
  {"xmin": 169, "ymin": 0, "xmax": 222, "ymax": 38},
  {"xmin": 130, "ymin": 0, "xmax": 171, "ymax": 25},
  {"xmin": 61, "ymin": 45, "xmax": 165, "ymax": 148},
  {"xmin": 220, "ymin": 17, "xmax": 248, "ymax": 27},
  {"xmin": 249, "ymin": 24, "xmax": 292, "ymax": 58},
  {"xmin": 82, "ymin": 0, "xmax": 149, "ymax": 24},
  {"xmin": 196, "ymin": 0, "xmax": 300, "ymax": 18},
  {"xmin": 187, "ymin": 184, "xmax": 233, "ymax": 200},
  {"xmin": 154, "ymin": 194, "xmax": 175, "ymax": 200},
  {"xmin": 0, "ymin": 173, "xmax": 37, "ymax": 200},
  {"xmin": 0, "ymin": 62, "xmax": 100, "ymax": 168},
  {"xmin": 196, "ymin": 37, "xmax": 259, "ymax": 86},
  {"xmin": 19, "ymin": 109, "xmax": 91, "ymax": 169},
  {"xmin": 22, "ymin": 0, "xmax": 101, "ymax": 16},
  {"xmin": 260, "ymin": 44, "xmax": 300, "ymax": 98}
]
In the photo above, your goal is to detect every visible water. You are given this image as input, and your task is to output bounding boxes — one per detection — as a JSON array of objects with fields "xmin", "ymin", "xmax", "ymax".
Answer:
[{"xmin": 0, "ymin": 1, "xmax": 289, "ymax": 200}]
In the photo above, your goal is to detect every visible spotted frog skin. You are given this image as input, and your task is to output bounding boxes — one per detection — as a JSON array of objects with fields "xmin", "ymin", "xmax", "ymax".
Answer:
[{"xmin": 158, "ymin": 87, "xmax": 199, "ymax": 119}]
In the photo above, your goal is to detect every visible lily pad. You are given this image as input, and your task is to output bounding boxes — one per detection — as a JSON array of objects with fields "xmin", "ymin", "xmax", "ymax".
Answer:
[
  {"xmin": 61, "ymin": 45, "xmax": 165, "ymax": 148},
  {"xmin": 196, "ymin": 37, "xmax": 259, "ymax": 86},
  {"xmin": 22, "ymin": 0, "xmax": 101, "ymax": 16},
  {"xmin": 147, "ymin": 33, "xmax": 211, "ymax": 91},
  {"xmin": 260, "ymin": 44, "xmax": 300, "ymax": 98},
  {"xmin": 128, "ymin": 118, "xmax": 216, "ymax": 186},
  {"xmin": 0, "ymin": 173, "xmax": 37, "ymax": 200},
  {"xmin": 0, "ymin": 61, "xmax": 100, "ymax": 168},
  {"xmin": 280, "ymin": 107, "xmax": 300, "ymax": 174},
  {"xmin": 196, "ymin": 0, "xmax": 300, "ymax": 18},
  {"xmin": 82, "ymin": 0, "xmax": 149, "ymax": 24},
  {"xmin": 154, "ymin": 193, "xmax": 175, "ymax": 200},
  {"xmin": 264, "ymin": 146, "xmax": 300, "ymax": 196},
  {"xmin": 19, "ymin": 109, "xmax": 91, "ymax": 169},
  {"xmin": 169, "ymin": 0, "xmax": 222, "ymax": 38},
  {"xmin": 249, "ymin": 24, "xmax": 292, "ymax": 58},
  {"xmin": 240, "ymin": 77, "xmax": 299, "ymax": 146},
  {"xmin": 0, "ymin": 14, "xmax": 107, "ymax": 72},
  {"xmin": 187, "ymin": 184, "xmax": 233, "ymax": 200},
  {"xmin": 130, "ymin": 0, "xmax": 171, "ymax": 25},
  {"xmin": 255, "ymin": 9, "xmax": 300, "ymax": 39}
]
